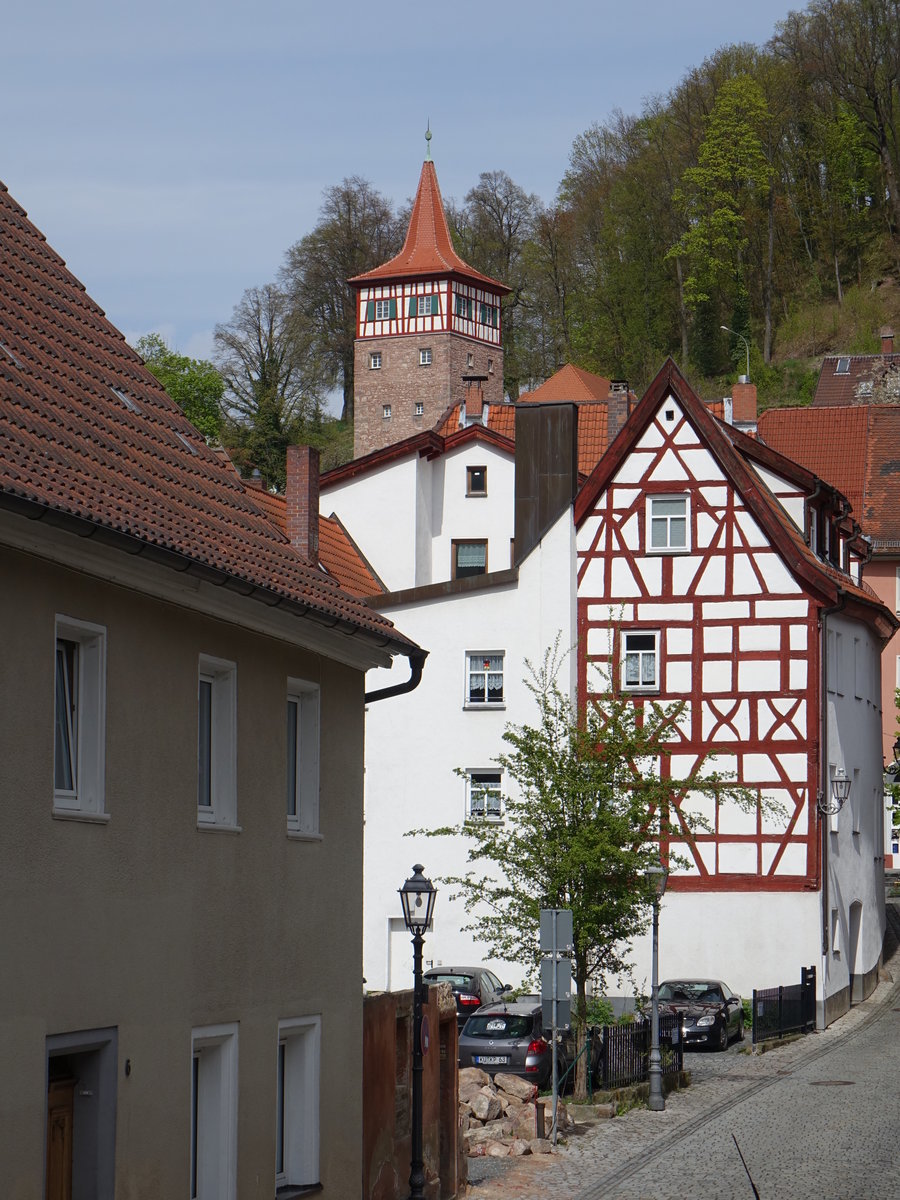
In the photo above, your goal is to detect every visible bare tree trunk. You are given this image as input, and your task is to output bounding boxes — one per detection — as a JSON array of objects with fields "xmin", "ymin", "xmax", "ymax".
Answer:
[
  {"xmin": 764, "ymin": 185, "xmax": 775, "ymax": 364},
  {"xmin": 574, "ymin": 963, "xmax": 589, "ymax": 1103},
  {"xmin": 835, "ymin": 254, "xmax": 843, "ymax": 306}
]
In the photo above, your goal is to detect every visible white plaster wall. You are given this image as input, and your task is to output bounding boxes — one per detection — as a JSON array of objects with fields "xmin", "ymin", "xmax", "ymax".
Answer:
[
  {"xmin": 362, "ymin": 508, "xmax": 576, "ymax": 992},
  {"xmin": 321, "ymin": 456, "xmax": 419, "ymax": 592},
  {"xmin": 822, "ymin": 611, "xmax": 887, "ymax": 1004},
  {"xmin": 430, "ymin": 444, "xmax": 516, "ymax": 579},
  {"xmin": 621, "ymin": 891, "xmax": 822, "ymax": 1001}
]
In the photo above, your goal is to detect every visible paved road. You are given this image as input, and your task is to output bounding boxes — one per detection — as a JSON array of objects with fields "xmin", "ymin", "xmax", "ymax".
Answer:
[{"xmin": 467, "ymin": 899, "xmax": 900, "ymax": 1200}]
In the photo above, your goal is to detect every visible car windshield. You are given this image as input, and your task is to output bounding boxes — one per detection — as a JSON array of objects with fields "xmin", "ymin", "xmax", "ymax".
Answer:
[
  {"xmin": 463, "ymin": 1014, "xmax": 532, "ymax": 1039},
  {"xmin": 425, "ymin": 973, "xmax": 475, "ymax": 989},
  {"xmin": 659, "ymin": 981, "xmax": 723, "ymax": 1003}
]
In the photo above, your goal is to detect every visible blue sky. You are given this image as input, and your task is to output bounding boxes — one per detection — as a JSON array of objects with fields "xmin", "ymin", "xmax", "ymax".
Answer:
[{"xmin": 3, "ymin": 0, "xmax": 796, "ymax": 371}]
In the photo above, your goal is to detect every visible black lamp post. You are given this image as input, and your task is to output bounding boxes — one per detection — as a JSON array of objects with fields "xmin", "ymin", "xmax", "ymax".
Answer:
[
  {"xmin": 399, "ymin": 865, "xmax": 437, "ymax": 1200},
  {"xmin": 645, "ymin": 860, "xmax": 669, "ymax": 1112}
]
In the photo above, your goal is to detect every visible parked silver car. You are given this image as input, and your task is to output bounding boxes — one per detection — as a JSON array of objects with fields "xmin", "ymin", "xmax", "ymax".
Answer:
[{"xmin": 458, "ymin": 1000, "xmax": 554, "ymax": 1088}]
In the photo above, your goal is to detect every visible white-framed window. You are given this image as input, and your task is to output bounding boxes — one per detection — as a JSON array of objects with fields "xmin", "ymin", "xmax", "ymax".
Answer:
[
  {"xmin": 466, "ymin": 465, "xmax": 487, "ymax": 496},
  {"xmin": 466, "ymin": 652, "xmax": 504, "ymax": 706},
  {"xmin": 369, "ymin": 352, "xmax": 382, "ymax": 370},
  {"xmin": 455, "ymin": 294, "xmax": 472, "ymax": 319},
  {"xmin": 419, "ymin": 348, "xmax": 432, "ymax": 366},
  {"xmin": 54, "ymin": 615, "xmax": 107, "ymax": 817},
  {"xmin": 276, "ymin": 1017, "xmax": 321, "ymax": 1192},
  {"xmin": 286, "ymin": 681, "xmax": 320, "ymax": 836},
  {"xmin": 416, "ymin": 295, "xmax": 437, "ymax": 316},
  {"xmin": 414, "ymin": 401, "xmax": 424, "ymax": 416},
  {"xmin": 646, "ymin": 495, "xmax": 689, "ymax": 552},
  {"xmin": 374, "ymin": 299, "xmax": 392, "ymax": 321},
  {"xmin": 622, "ymin": 630, "xmax": 660, "ymax": 691},
  {"xmin": 191, "ymin": 1024, "xmax": 238, "ymax": 1200},
  {"xmin": 382, "ymin": 404, "xmax": 391, "ymax": 419},
  {"xmin": 835, "ymin": 357, "xmax": 850, "ymax": 375},
  {"xmin": 198, "ymin": 655, "xmax": 237, "ymax": 829},
  {"xmin": 466, "ymin": 352, "xmax": 474, "ymax": 368},
  {"xmin": 487, "ymin": 358, "xmax": 494, "ymax": 374},
  {"xmin": 467, "ymin": 771, "xmax": 503, "ymax": 821}
]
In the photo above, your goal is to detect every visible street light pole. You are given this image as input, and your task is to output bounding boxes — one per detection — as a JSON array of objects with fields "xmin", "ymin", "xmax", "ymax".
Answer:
[
  {"xmin": 645, "ymin": 861, "xmax": 668, "ymax": 1112},
  {"xmin": 399, "ymin": 865, "xmax": 437, "ymax": 1200},
  {"xmin": 720, "ymin": 324, "xmax": 750, "ymax": 380}
]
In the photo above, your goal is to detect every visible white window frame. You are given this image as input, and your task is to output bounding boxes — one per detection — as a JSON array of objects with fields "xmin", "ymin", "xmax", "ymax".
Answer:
[
  {"xmin": 53, "ymin": 615, "xmax": 107, "ymax": 819},
  {"xmin": 369, "ymin": 352, "xmax": 382, "ymax": 370},
  {"xmin": 286, "ymin": 680, "xmax": 320, "ymax": 837},
  {"xmin": 414, "ymin": 401, "xmax": 424, "ymax": 416},
  {"xmin": 466, "ymin": 771, "xmax": 503, "ymax": 822},
  {"xmin": 646, "ymin": 495, "xmax": 690, "ymax": 553},
  {"xmin": 417, "ymin": 295, "xmax": 436, "ymax": 316},
  {"xmin": 191, "ymin": 1024, "xmax": 238, "ymax": 1200},
  {"xmin": 382, "ymin": 404, "xmax": 391, "ymax": 419},
  {"xmin": 465, "ymin": 651, "xmax": 505, "ymax": 707},
  {"xmin": 374, "ymin": 299, "xmax": 391, "ymax": 321},
  {"xmin": 276, "ymin": 1017, "xmax": 321, "ymax": 1191},
  {"xmin": 419, "ymin": 347, "xmax": 432, "ymax": 366},
  {"xmin": 621, "ymin": 630, "xmax": 660, "ymax": 692},
  {"xmin": 198, "ymin": 655, "xmax": 238, "ymax": 829}
]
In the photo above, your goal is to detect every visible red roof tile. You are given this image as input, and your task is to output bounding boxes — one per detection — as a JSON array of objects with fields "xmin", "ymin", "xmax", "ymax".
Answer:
[
  {"xmin": 520, "ymin": 364, "xmax": 612, "ymax": 403},
  {"xmin": 348, "ymin": 160, "xmax": 508, "ymax": 292},
  {"xmin": 0, "ymin": 181, "xmax": 413, "ymax": 652},
  {"xmin": 813, "ymin": 353, "xmax": 900, "ymax": 406}
]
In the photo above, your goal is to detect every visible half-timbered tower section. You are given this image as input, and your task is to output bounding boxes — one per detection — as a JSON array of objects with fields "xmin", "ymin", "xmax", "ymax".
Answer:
[
  {"xmin": 574, "ymin": 360, "xmax": 896, "ymax": 1019},
  {"xmin": 349, "ymin": 154, "xmax": 508, "ymax": 458}
]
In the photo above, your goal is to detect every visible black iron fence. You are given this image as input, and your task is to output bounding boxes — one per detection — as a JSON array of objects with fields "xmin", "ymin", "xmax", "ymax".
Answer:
[
  {"xmin": 751, "ymin": 965, "xmax": 816, "ymax": 1044},
  {"xmin": 595, "ymin": 1012, "xmax": 684, "ymax": 1090}
]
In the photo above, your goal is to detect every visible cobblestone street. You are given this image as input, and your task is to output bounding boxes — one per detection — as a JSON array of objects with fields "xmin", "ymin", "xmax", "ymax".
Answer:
[{"xmin": 465, "ymin": 899, "xmax": 900, "ymax": 1200}]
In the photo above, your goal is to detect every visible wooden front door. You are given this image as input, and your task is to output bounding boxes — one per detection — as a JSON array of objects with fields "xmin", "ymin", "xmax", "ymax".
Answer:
[{"xmin": 47, "ymin": 1078, "xmax": 75, "ymax": 1200}]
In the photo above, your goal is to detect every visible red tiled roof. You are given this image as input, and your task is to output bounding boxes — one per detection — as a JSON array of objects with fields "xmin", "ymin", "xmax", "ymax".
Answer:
[
  {"xmin": 0, "ymin": 181, "xmax": 413, "ymax": 652},
  {"xmin": 520, "ymin": 364, "xmax": 612, "ymax": 403},
  {"xmin": 759, "ymin": 404, "xmax": 900, "ymax": 546},
  {"xmin": 348, "ymin": 160, "xmax": 508, "ymax": 293},
  {"xmin": 813, "ymin": 353, "xmax": 900, "ymax": 406}
]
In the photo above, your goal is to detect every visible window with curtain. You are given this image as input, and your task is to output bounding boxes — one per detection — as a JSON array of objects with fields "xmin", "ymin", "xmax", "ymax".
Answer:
[
  {"xmin": 453, "ymin": 540, "xmax": 487, "ymax": 579},
  {"xmin": 467, "ymin": 653, "xmax": 504, "ymax": 705}
]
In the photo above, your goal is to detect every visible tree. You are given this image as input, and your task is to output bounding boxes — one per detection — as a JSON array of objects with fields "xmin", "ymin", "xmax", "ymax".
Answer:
[
  {"xmin": 135, "ymin": 333, "xmax": 223, "ymax": 442},
  {"xmin": 421, "ymin": 645, "xmax": 757, "ymax": 1101},
  {"xmin": 214, "ymin": 284, "xmax": 324, "ymax": 489},
  {"xmin": 280, "ymin": 177, "xmax": 403, "ymax": 423}
]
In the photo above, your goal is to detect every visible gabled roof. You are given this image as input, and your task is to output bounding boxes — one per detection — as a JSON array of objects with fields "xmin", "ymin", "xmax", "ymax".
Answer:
[
  {"xmin": 813, "ymin": 353, "xmax": 900, "ymax": 406},
  {"xmin": 321, "ymin": 423, "xmax": 514, "ymax": 490},
  {"xmin": 574, "ymin": 359, "xmax": 896, "ymax": 635},
  {"xmin": 0, "ymin": 180, "xmax": 412, "ymax": 652},
  {"xmin": 759, "ymin": 404, "xmax": 900, "ymax": 548},
  {"xmin": 348, "ymin": 160, "xmax": 508, "ymax": 293}
]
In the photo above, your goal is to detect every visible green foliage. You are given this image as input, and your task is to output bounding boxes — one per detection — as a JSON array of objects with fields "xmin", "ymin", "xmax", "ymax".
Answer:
[{"xmin": 135, "ymin": 333, "xmax": 223, "ymax": 442}]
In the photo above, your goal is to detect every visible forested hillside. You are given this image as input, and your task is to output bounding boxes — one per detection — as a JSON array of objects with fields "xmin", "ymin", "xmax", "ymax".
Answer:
[{"xmin": 182, "ymin": 0, "xmax": 900, "ymax": 474}]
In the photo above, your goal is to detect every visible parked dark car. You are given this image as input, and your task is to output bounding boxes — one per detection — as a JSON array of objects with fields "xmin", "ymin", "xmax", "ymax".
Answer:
[
  {"xmin": 658, "ymin": 979, "xmax": 743, "ymax": 1050},
  {"xmin": 422, "ymin": 965, "xmax": 510, "ymax": 1029},
  {"xmin": 458, "ymin": 999, "xmax": 600, "ymax": 1092},
  {"xmin": 458, "ymin": 1000, "xmax": 555, "ymax": 1088}
]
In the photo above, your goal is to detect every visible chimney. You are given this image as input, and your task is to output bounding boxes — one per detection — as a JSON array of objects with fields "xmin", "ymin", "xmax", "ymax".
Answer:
[
  {"xmin": 607, "ymin": 380, "xmax": 629, "ymax": 444},
  {"xmin": 462, "ymin": 373, "xmax": 488, "ymax": 425},
  {"xmin": 286, "ymin": 445, "xmax": 320, "ymax": 563},
  {"xmin": 731, "ymin": 380, "xmax": 758, "ymax": 426},
  {"xmin": 881, "ymin": 326, "xmax": 894, "ymax": 356}
]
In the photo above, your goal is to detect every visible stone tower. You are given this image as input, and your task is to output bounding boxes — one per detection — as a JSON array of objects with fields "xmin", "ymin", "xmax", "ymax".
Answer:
[{"xmin": 349, "ymin": 144, "xmax": 508, "ymax": 458}]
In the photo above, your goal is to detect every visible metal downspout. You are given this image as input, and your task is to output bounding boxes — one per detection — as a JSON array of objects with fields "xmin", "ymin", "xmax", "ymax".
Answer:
[
  {"xmin": 364, "ymin": 650, "xmax": 428, "ymax": 704},
  {"xmin": 819, "ymin": 590, "xmax": 847, "ymax": 1027}
]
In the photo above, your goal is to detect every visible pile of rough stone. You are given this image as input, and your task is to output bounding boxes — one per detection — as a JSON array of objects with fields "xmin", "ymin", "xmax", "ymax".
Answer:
[{"xmin": 459, "ymin": 1067, "xmax": 572, "ymax": 1158}]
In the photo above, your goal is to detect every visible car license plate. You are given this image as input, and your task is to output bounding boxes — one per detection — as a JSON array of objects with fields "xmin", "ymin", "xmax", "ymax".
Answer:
[{"xmin": 475, "ymin": 1056, "xmax": 509, "ymax": 1065}]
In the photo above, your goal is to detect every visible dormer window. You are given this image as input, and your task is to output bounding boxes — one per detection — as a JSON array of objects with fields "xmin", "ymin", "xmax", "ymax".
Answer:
[{"xmin": 835, "ymin": 357, "xmax": 851, "ymax": 375}]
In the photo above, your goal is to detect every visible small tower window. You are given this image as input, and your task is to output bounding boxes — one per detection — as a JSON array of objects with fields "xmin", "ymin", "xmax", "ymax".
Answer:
[
  {"xmin": 466, "ymin": 353, "xmax": 474, "ymax": 369},
  {"xmin": 415, "ymin": 401, "xmax": 424, "ymax": 416},
  {"xmin": 370, "ymin": 352, "xmax": 382, "ymax": 370},
  {"xmin": 466, "ymin": 466, "xmax": 487, "ymax": 496},
  {"xmin": 382, "ymin": 404, "xmax": 391, "ymax": 419},
  {"xmin": 419, "ymin": 348, "xmax": 432, "ymax": 366},
  {"xmin": 487, "ymin": 358, "xmax": 494, "ymax": 374}
]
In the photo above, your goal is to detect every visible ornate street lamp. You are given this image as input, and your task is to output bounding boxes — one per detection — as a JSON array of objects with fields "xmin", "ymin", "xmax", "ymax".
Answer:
[
  {"xmin": 644, "ymin": 860, "xmax": 669, "ymax": 1112},
  {"xmin": 817, "ymin": 766, "xmax": 852, "ymax": 816},
  {"xmin": 399, "ymin": 865, "xmax": 437, "ymax": 1200}
]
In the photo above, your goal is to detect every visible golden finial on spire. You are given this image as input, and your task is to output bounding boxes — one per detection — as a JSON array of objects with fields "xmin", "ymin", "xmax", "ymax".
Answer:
[{"xmin": 425, "ymin": 120, "xmax": 432, "ymax": 161}]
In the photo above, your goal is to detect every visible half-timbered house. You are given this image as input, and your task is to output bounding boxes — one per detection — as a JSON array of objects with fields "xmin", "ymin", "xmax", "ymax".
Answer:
[{"xmin": 575, "ymin": 360, "xmax": 896, "ymax": 1023}]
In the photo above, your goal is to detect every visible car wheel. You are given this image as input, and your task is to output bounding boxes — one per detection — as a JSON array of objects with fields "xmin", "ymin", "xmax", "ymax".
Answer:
[{"xmin": 716, "ymin": 1021, "xmax": 728, "ymax": 1052}]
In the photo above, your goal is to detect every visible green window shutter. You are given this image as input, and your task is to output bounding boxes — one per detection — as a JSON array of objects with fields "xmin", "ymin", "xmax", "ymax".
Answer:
[
  {"xmin": 409, "ymin": 297, "xmax": 417, "ymax": 317},
  {"xmin": 366, "ymin": 300, "xmax": 375, "ymax": 321},
  {"xmin": 389, "ymin": 298, "xmax": 397, "ymax": 320}
]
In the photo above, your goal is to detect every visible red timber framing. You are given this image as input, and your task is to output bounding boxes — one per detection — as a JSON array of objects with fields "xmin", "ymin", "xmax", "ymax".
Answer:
[{"xmin": 574, "ymin": 359, "xmax": 894, "ymax": 895}]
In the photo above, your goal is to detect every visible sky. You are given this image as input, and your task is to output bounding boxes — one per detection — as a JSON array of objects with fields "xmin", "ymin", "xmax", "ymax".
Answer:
[{"xmin": 3, "ymin": 0, "xmax": 798, "ymax": 378}]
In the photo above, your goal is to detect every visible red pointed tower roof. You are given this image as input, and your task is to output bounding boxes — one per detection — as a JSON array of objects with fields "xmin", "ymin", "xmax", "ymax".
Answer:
[{"xmin": 349, "ymin": 159, "xmax": 509, "ymax": 292}]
